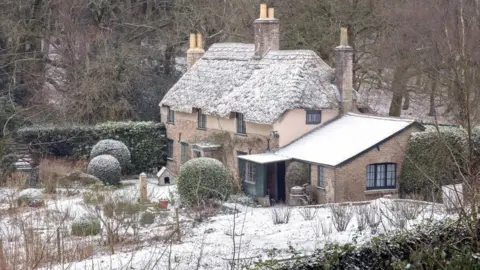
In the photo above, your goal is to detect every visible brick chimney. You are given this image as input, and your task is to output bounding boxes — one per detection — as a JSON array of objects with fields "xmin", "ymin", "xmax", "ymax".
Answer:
[
  {"xmin": 254, "ymin": 4, "xmax": 279, "ymax": 59},
  {"xmin": 335, "ymin": 27, "xmax": 354, "ymax": 113},
  {"xmin": 187, "ymin": 33, "xmax": 205, "ymax": 69}
]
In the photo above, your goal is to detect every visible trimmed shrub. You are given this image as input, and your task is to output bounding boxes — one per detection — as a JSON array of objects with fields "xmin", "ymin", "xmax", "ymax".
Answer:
[
  {"xmin": 177, "ymin": 157, "xmax": 232, "ymax": 206},
  {"xmin": 87, "ymin": 155, "xmax": 121, "ymax": 186},
  {"xmin": 16, "ymin": 188, "xmax": 44, "ymax": 207},
  {"xmin": 400, "ymin": 125, "xmax": 468, "ymax": 201},
  {"xmin": 14, "ymin": 121, "xmax": 166, "ymax": 174},
  {"xmin": 139, "ymin": 211, "xmax": 156, "ymax": 226},
  {"xmin": 90, "ymin": 139, "xmax": 131, "ymax": 170},
  {"xmin": 71, "ymin": 216, "xmax": 101, "ymax": 236}
]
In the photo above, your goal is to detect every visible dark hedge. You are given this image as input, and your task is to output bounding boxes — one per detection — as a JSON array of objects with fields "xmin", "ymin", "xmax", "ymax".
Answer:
[
  {"xmin": 15, "ymin": 121, "xmax": 166, "ymax": 174},
  {"xmin": 278, "ymin": 219, "xmax": 479, "ymax": 270}
]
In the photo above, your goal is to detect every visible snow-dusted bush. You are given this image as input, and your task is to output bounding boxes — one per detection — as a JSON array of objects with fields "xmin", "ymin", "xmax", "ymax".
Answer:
[
  {"xmin": 90, "ymin": 139, "xmax": 131, "ymax": 170},
  {"xmin": 227, "ymin": 193, "xmax": 256, "ymax": 206},
  {"xmin": 355, "ymin": 205, "xmax": 369, "ymax": 231},
  {"xmin": 329, "ymin": 204, "xmax": 354, "ymax": 232},
  {"xmin": 71, "ymin": 216, "xmax": 101, "ymax": 236},
  {"xmin": 139, "ymin": 211, "xmax": 156, "ymax": 226},
  {"xmin": 298, "ymin": 207, "xmax": 317, "ymax": 221},
  {"xmin": 270, "ymin": 206, "xmax": 292, "ymax": 224},
  {"xmin": 177, "ymin": 157, "xmax": 232, "ymax": 206},
  {"xmin": 16, "ymin": 188, "xmax": 44, "ymax": 207},
  {"xmin": 87, "ymin": 155, "xmax": 121, "ymax": 185}
]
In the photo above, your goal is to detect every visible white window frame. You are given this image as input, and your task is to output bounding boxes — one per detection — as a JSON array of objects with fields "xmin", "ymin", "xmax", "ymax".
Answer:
[{"xmin": 245, "ymin": 162, "xmax": 256, "ymax": 184}]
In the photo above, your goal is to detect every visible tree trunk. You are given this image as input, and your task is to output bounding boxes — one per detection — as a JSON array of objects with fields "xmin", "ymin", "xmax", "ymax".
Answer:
[
  {"xmin": 402, "ymin": 91, "xmax": 410, "ymax": 110},
  {"xmin": 389, "ymin": 65, "xmax": 409, "ymax": 116},
  {"xmin": 428, "ymin": 77, "xmax": 437, "ymax": 116}
]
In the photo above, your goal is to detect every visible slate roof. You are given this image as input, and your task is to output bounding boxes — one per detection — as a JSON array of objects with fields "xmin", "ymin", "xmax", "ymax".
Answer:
[
  {"xmin": 160, "ymin": 43, "xmax": 340, "ymax": 124},
  {"xmin": 274, "ymin": 113, "xmax": 419, "ymax": 166}
]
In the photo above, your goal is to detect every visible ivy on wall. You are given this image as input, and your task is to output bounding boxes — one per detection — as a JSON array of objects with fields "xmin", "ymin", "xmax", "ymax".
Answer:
[{"xmin": 15, "ymin": 121, "xmax": 167, "ymax": 174}]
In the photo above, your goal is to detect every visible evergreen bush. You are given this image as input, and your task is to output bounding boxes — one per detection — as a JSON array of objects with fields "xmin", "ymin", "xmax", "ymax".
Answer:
[
  {"xmin": 90, "ymin": 139, "xmax": 131, "ymax": 170},
  {"xmin": 399, "ymin": 125, "xmax": 468, "ymax": 201},
  {"xmin": 71, "ymin": 216, "xmax": 101, "ymax": 236},
  {"xmin": 87, "ymin": 155, "xmax": 122, "ymax": 186},
  {"xmin": 177, "ymin": 157, "xmax": 232, "ymax": 206},
  {"xmin": 14, "ymin": 121, "xmax": 166, "ymax": 174}
]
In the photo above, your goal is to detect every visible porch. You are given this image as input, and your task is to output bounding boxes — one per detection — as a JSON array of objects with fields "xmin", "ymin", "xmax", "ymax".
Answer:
[{"xmin": 237, "ymin": 153, "xmax": 291, "ymax": 203}]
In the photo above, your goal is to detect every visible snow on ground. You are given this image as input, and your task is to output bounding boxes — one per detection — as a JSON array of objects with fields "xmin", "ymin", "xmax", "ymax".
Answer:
[{"xmin": 0, "ymin": 181, "xmax": 451, "ymax": 270}]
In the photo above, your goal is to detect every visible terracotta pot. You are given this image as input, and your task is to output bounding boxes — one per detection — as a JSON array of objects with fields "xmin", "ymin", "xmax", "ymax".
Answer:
[{"xmin": 158, "ymin": 200, "xmax": 169, "ymax": 208}]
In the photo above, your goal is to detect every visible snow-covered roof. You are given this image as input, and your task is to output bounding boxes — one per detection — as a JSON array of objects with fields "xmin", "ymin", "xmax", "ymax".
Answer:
[
  {"xmin": 275, "ymin": 113, "xmax": 418, "ymax": 166},
  {"xmin": 238, "ymin": 153, "xmax": 290, "ymax": 164},
  {"xmin": 160, "ymin": 43, "xmax": 339, "ymax": 124}
]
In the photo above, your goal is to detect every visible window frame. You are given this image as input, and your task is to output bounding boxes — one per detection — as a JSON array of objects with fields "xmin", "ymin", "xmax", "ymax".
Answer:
[
  {"xmin": 306, "ymin": 110, "xmax": 322, "ymax": 125},
  {"xmin": 236, "ymin": 113, "xmax": 246, "ymax": 134},
  {"xmin": 245, "ymin": 161, "xmax": 256, "ymax": 184},
  {"xmin": 317, "ymin": 166, "xmax": 324, "ymax": 188},
  {"xmin": 167, "ymin": 107, "xmax": 175, "ymax": 124},
  {"xmin": 197, "ymin": 109, "xmax": 206, "ymax": 129},
  {"xmin": 366, "ymin": 163, "xmax": 397, "ymax": 190},
  {"xmin": 180, "ymin": 142, "xmax": 189, "ymax": 164},
  {"xmin": 167, "ymin": 139, "xmax": 174, "ymax": 159}
]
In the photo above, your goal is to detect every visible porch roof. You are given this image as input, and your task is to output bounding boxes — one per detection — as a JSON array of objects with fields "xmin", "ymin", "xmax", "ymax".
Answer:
[{"xmin": 238, "ymin": 153, "xmax": 290, "ymax": 164}]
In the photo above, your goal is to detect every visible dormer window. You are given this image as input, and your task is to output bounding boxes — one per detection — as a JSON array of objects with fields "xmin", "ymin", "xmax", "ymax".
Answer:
[
  {"xmin": 167, "ymin": 107, "xmax": 175, "ymax": 123},
  {"xmin": 306, "ymin": 110, "xmax": 321, "ymax": 125},
  {"xmin": 236, "ymin": 113, "xmax": 246, "ymax": 134},
  {"xmin": 197, "ymin": 109, "xmax": 206, "ymax": 129}
]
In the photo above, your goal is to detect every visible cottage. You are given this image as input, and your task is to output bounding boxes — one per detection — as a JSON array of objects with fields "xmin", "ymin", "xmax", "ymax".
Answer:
[{"xmin": 159, "ymin": 4, "xmax": 421, "ymax": 203}]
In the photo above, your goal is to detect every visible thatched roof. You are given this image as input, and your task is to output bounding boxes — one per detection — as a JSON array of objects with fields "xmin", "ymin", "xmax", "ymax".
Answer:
[{"xmin": 160, "ymin": 43, "xmax": 340, "ymax": 124}]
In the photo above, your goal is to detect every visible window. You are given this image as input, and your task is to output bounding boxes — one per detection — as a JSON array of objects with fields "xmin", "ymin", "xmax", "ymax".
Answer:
[
  {"xmin": 197, "ymin": 109, "xmax": 206, "ymax": 129},
  {"xmin": 167, "ymin": 107, "xmax": 175, "ymax": 123},
  {"xmin": 306, "ymin": 110, "xmax": 322, "ymax": 124},
  {"xmin": 245, "ymin": 162, "xmax": 256, "ymax": 184},
  {"xmin": 366, "ymin": 163, "xmax": 396, "ymax": 190},
  {"xmin": 167, "ymin": 139, "xmax": 174, "ymax": 158},
  {"xmin": 317, "ymin": 166, "xmax": 324, "ymax": 188},
  {"xmin": 180, "ymin": 142, "xmax": 189, "ymax": 164},
  {"xmin": 236, "ymin": 113, "xmax": 246, "ymax": 134}
]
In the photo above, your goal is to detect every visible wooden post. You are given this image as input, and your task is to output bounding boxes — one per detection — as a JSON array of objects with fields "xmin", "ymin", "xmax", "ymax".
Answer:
[
  {"xmin": 0, "ymin": 240, "xmax": 6, "ymax": 270},
  {"xmin": 175, "ymin": 207, "xmax": 181, "ymax": 242},
  {"xmin": 140, "ymin": 173, "xmax": 148, "ymax": 203}
]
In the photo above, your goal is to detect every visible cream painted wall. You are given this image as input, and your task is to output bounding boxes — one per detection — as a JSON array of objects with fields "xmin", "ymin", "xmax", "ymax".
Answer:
[
  {"xmin": 160, "ymin": 107, "xmax": 272, "ymax": 136},
  {"xmin": 273, "ymin": 109, "xmax": 339, "ymax": 147}
]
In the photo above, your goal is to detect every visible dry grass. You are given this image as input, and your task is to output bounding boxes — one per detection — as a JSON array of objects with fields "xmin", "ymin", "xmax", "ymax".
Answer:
[{"xmin": 39, "ymin": 158, "xmax": 88, "ymax": 193}]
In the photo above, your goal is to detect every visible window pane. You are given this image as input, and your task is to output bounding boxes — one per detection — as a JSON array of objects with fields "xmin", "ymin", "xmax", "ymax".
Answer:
[
  {"xmin": 386, "ymin": 164, "xmax": 396, "ymax": 187},
  {"xmin": 376, "ymin": 164, "xmax": 385, "ymax": 187},
  {"xmin": 318, "ymin": 166, "xmax": 324, "ymax": 187},
  {"xmin": 167, "ymin": 140, "xmax": 173, "ymax": 158},
  {"xmin": 366, "ymin": 165, "xmax": 375, "ymax": 188}
]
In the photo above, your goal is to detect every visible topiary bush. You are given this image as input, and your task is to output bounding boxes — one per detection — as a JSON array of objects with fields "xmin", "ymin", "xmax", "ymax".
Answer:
[
  {"xmin": 177, "ymin": 157, "xmax": 232, "ymax": 206},
  {"xmin": 14, "ymin": 121, "xmax": 167, "ymax": 174},
  {"xmin": 90, "ymin": 139, "xmax": 131, "ymax": 170},
  {"xmin": 400, "ymin": 125, "xmax": 468, "ymax": 201},
  {"xmin": 87, "ymin": 155, "xmax": 121, "ymax": 186},
  {"xmin": 71, "ymin": 215, "xmax": 101, "ymax": 236}
]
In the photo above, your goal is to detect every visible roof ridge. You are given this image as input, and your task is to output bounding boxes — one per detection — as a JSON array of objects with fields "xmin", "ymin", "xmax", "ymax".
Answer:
[{"xmin": 346, "ymin": 112, "xmax": 415, "ymax": 122}]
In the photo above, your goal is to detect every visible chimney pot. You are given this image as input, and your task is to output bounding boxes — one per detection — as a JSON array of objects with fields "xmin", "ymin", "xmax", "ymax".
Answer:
[
  {"xmin": 189, "ymin": 33, "xmax": 196, "ymax": 49},
  {"xmin": 340, "ymin": 27, "xmax": 348, "ymax": 46},
  {"xmin": 196, "ymin": 33, "xmax": 203, "ymax": 49},
  {"xmin": 260, "ymin": 4, "xmax": 267, "ymax": 19},
  {"xmin": 268, "ymin": 8, "xmax": 275, "ymax": 19}
]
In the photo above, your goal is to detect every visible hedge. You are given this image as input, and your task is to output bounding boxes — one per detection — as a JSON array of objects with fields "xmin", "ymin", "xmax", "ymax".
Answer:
[
  {"xmin": 399, "ymin": 125, "xmax": 469, "ymax": 201},
  {"xmin": 278, "ymin": 219, "xmax": 479, "ymax": 270},
  {"xmin": 15, "ymin": 121, "xmax": 167, "ymax": 174}
]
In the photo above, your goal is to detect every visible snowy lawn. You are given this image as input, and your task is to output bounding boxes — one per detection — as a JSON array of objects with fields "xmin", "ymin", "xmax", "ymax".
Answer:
[{"xmin": 0, "ymin": 181, "xmax": 450, "ymax": 270}]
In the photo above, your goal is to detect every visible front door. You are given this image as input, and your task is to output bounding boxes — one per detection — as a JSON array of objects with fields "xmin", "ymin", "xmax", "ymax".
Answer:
[
  {"xmin": 266, "ymin": 163, "xmax": 277, "ymax": 201},
  {"xmin": 277, "ymin": 161, "xmax": 286, "ymax": 202}
]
